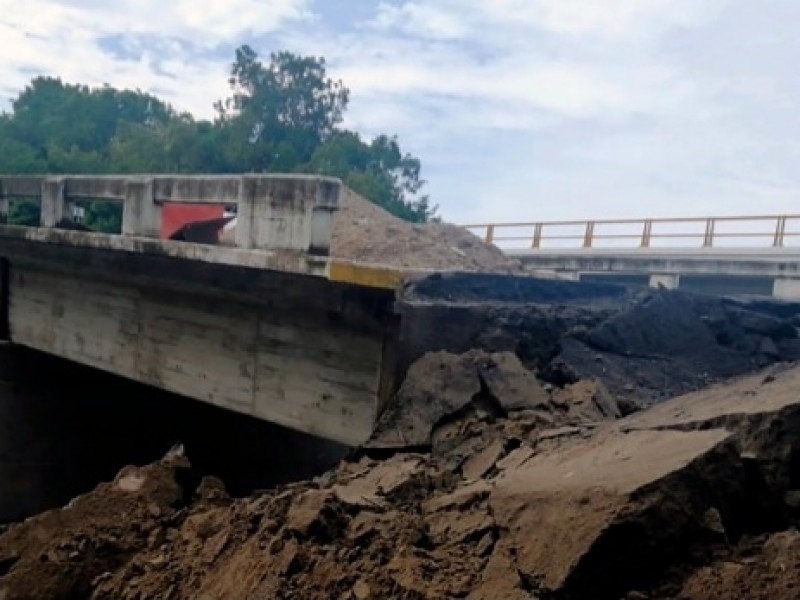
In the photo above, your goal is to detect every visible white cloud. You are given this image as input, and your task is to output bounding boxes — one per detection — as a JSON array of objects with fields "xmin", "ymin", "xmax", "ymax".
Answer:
[
  {"xmin": 474, "ymin": 0, "xmax": 723, "ymax": 36},
  {"xmin": 371, "ymin": 2, "xmax": 468, "ymax": 40},
  {"xmin": 3, "ymin": 0, "xmax": 800, "ymax": 226},
  {"xmin": 0, "ymin": 0, "xmax": 310, "ymax": 116}
]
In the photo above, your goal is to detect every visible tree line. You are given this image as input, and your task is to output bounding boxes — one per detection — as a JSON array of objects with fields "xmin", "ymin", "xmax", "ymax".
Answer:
[{"xmin": 0, "ymin": 45, "xmax": 435, "ymax": 230}]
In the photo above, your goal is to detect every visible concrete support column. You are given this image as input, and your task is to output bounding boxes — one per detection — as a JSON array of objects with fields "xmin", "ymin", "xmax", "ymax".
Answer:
[
  {"xmin": 773, "ymin": 278, "xmax": 800, "ymax": 300},
  {"xmin": 234, "ymin": 176, "xmax": 256, "ymax": 249},
  {"xmin": 649, "ymin": 274, "xmax": 680, "ymax": 290},
  {"xmin": 235, "ymin": 176, "xmax": 340, "ymax": 252},
  {"xmin": 40, "ymin": 177, "xmax": 66, "ymax": 227},
  {"xmin": 122, "ymin": 178, "xmax": 159, "ymax": 237}
]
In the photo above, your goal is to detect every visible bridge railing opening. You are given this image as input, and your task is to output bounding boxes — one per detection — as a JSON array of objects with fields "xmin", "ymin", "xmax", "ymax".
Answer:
[
  {"xmin": 0, "ymin": 174, "xmax": 341, "ymax": 256},
  {"xmin": 465, "ymin": 215, "xmax": 800, "ymax": 250}
]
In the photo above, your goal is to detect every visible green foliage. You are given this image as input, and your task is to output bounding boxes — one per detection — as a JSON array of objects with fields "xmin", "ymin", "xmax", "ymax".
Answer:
[
  {"xmin": 211, "ymin": 47, "xmax": 351, "ymax": 174},
  {"xmin": 82, "ymin": 200, "xmax": 122, "ymax": 233},
  {"xmin": 0, "ymin": 47, "xmax": 435, "ymax": 230},
  {"xmin": 7, "ymin": 198, "xmax": 39, "ymax": 226},
  {"xmin": 308, "ymin": 132, "xmax": 434, "ymax": 222}
]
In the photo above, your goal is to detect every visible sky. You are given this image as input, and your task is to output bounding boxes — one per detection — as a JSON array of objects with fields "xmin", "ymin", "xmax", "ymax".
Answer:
[{"xmin": 0, "ymin": 0, "xmax": 799, "ymax": 225}]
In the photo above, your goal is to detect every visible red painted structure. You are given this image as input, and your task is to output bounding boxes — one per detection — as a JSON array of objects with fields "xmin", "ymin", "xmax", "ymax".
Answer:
[{"xmin": 160, "ymin": 203, "xmax": 225, "ymax": 240}]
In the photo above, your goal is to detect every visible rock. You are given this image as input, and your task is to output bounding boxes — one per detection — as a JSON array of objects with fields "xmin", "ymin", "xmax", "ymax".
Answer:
[
  {"xmin": 333, "ymin": 454, "xmax": 425, "ymax": 508},
  {"xmin": 556, "ymin": 378, "xmax": 621, "ymax": 421},
  {"xmin": 352, "ymin": 579, "xmax": 371, "ymax": 600},
  {"xmin": 195, "ymin": 476, "xmax": 229, "ymax": 504},
  {"xmin": 423, "ymin": 480, "xmax": 493, "ymax": 514},
  {"xmin": 700, "ymin": 507, "xmax": 727, "ymax": 536},
  {"xmin": 285, "ymin": 490, "xmax": 347, "ymax": 541},
  {"xmin": 536, "ymin": 426, "xmax": 582, "ymax": 441},
  {"xmin": 426, "ymin": 509, "xmax": 494, "ymax": 545},
  {"xmin": 485, "ymin": 365, "xmax": 800, "ymax": 599},
  {"xmin": 494, "ymin": 445, "xmax": 535, "ymax": 472},
  {"xmin": 368, "ymin": 350, "xmax": 551, "ymax": 448},
  {"xmin": 475, "ymin": 352, "xmax": 551, "ymax": 411},
  {"xmin": 461, "ymin": 439, "xmax": 506, "ymax": 480}
]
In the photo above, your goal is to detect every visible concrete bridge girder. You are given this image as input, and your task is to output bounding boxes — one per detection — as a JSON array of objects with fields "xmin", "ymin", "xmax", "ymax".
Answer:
[
  {"xmin": 0, "ymin": 237, "xmax": 395, "ymax": 446},
  {"xmin": 510, "ymin": 249, "xmax": 800, "ymax": 300},
  {"xmin": 0, "ymin": 174, "xmax": 405, "ymax": 446}
]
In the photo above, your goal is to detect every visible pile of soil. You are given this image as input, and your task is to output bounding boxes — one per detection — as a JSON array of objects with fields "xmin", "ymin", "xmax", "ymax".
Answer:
[
  {"xmin": 3, "ymin": 287, "xmax": 800, "ymax": 599},
  {"xmin": 330, "ymin": 189, "xmax": 522, "ymax": 273},
  {"xmin": 4, "ymin": 359, "xmax": 800, "ymax": 599}
]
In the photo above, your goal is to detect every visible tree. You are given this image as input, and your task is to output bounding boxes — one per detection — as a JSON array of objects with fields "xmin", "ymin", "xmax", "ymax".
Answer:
[
  {"xmin": 0, "ymin": 46, "xmax": 436, "ymax": 229},
  {"xmin": 215, "ymin": 46, "xmax": 349, "ymax": 170},
  {"xmin": 308, "ymin": 131, "xmax": 435, "ymax": 222}
]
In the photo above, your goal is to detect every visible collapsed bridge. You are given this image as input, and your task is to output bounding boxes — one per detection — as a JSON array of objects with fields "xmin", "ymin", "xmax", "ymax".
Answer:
[{"xmin": 2, "ymin": 173, "xmax": 799, "ymax": 453}]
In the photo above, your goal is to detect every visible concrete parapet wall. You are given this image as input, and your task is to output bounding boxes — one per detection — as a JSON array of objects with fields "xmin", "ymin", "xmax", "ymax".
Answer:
[{"xmin": 0, "ymin": 174, "xmax": 341, "ymax": 255}]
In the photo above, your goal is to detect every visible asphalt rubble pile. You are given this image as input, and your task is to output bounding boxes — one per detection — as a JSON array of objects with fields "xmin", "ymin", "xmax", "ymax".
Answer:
[{"xmin": 4, "ymin": 287, "xmax": 800, "ymax": 599}]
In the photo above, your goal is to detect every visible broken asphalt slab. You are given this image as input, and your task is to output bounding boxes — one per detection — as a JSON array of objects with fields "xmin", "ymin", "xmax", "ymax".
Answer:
[{"xmin": 474, "ymin": 363, "xmax": 800, "ymax": 599}]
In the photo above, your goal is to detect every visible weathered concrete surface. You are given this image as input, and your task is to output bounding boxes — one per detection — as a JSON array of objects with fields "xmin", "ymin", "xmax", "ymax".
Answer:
[
  {"xmin": 0, "ymin": 224, "xmax": 329, "ymax": 277},
  {"xmin": 509, "ymin": 246, "xmax": 800, "ymax": 279},
  {"xmin": 510, "ymin": 246, "xmax": 800, "ymax": 298},
  {"xmin": 0, "ymin": 236, "xmax": 395, "ymax": 446},
  {"xmin": 1, "ymin": 174, "xmax": 341, "ymax": 254}
]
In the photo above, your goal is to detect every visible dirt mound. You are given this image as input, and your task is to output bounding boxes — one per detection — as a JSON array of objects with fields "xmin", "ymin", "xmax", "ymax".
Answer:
[
  {"xmin": 330, "ymin": 188, "xmax": 521, "ymax": 273},
  {"xmin": 0, "ymin": 454, "xmax": 192, "ymax": 600},
  {"xmin": 6, "ymin": 359, "xmax": 800, "ymax": 599},
  {"xmin": 677, "ymin": 529, "xmax": 800, "ymax": 600},
  {"xmin": 4, "ymin": 283, "xmax": 800, "ymax": 598}
]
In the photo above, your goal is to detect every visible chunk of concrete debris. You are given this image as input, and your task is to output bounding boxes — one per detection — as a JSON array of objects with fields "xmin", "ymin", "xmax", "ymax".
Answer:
[
  {"xmin": 461, "ymin": 439, "xmax": 507, "ymax": 480},
  {"xmin": 285, "ymin": 490, "xmax": 348, "ymax": 541},
  {"xmin": 333, "ymin": 454, "xmax": 425, "ymax": 508},
  {"xmin": 368, "ymin": 350, "xmax": 551, "ymax": 448},
  {"xmin": 489, "ymin": 427, "xmax": 737, "ymax": 598},
  {"xmin": 483, "ymin": 365, "xmax": 800, "ymax": 599},
  {"xmin": 423, "ymin": 480, "xmax": 493, "ymax": 514},
  {"xmin": 555, "ymin": 378, "xmax": 621, "ymax": 422}
]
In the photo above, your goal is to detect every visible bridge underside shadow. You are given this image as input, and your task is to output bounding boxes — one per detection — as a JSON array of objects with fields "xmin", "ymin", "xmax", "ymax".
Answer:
[{"xmin": 0, "ymin": 345, "xmax": 349, "ymax": 523}]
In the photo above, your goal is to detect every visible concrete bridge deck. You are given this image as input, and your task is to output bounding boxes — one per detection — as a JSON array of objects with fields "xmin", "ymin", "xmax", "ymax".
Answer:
[
  {"xmin": 467, "ymin": 217, "xmax": 800, "ymax": 299},
  {"xmin": 0, "ymin": 174, "xmax": 405, "ymax": 446}
]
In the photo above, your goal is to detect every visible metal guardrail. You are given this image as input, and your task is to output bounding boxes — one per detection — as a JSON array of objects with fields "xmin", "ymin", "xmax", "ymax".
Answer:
[{"xmin": 464, "ymin": 215, "xmax": 800, "ymax": 249}]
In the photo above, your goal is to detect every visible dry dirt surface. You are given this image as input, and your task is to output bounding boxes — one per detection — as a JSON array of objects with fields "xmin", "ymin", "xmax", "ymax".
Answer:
[
  {"xmin": 5, "ymin": 354, "xmax": 800, "ymax": 599},
  {"xmin": 330, "ymin": 188, "xmax": 522, "ymax": 273}
]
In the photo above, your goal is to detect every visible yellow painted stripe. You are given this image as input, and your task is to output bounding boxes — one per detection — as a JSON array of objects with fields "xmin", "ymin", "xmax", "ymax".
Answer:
[{"xmin": 329, "ymin": 261, "xmax": 406, "ymax": 290}]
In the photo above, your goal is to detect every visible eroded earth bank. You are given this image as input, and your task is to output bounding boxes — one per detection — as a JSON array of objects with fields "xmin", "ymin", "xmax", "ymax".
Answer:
[{"xmin": 2, "ymin": 275, "xmax": 800, "ymax": 599}]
